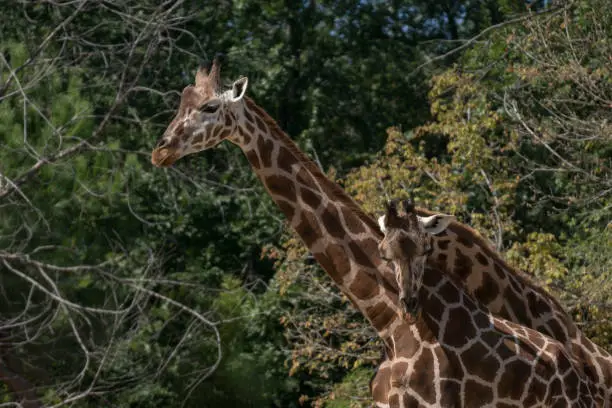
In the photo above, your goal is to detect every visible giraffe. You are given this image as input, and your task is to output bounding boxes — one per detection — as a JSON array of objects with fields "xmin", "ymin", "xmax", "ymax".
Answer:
[
  {"xmin": 151, "ymin": 57, "xmax": 405, "ymax": 343},
  {"xmin": 149, "ymin": 57, "xmax": 611, "ymax": 402},
  {"xmin": 376, "ymin": 204, "xmax": 454, "ymax": 317},
  {"xmin": 409, "ymin": 204, "xmax": 612, "ymax": 402},
  {"xmin": 372, "ymin": 199, "xmax": 604, "ymax": 407}
]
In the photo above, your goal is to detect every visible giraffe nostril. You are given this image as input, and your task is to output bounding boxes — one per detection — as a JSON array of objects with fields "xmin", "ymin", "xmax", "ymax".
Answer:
[{"xmin": 156, "ymin": 139, "xmax": 168, "ymax": 149}]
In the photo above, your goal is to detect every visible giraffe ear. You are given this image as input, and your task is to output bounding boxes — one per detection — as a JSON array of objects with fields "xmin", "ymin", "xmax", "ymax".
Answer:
[
  {"xmin": 231, "ymin": 77, "xmax": 248, "ymax": 101},
  {"xmin": 377, "ymin": 215, "xmax": 387, "ymax": 234},
  {"xmin": 418, "ymin": 214, "xmax": 454, "ymax": 235}
]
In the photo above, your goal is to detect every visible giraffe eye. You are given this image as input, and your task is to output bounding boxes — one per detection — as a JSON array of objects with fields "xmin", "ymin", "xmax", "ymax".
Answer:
[{"xmin": 200, "ymin": 102, "xmax": 220, "ymax": 114}]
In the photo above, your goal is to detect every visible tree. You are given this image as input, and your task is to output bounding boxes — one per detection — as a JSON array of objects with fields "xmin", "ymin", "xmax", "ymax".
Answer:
[{"xmin": 269, "ymin": 1, "xmax": 611, "ymax": 404}]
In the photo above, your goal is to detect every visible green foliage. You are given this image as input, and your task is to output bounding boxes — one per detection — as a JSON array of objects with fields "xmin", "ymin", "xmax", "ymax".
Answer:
[
  {"xmin": 205, "ymin": 276, "xmax": 299, "ymax": 407},
  {"xmin": 1, "ymin": 0, "xmax": 610, "ymax": 407},
  {"xmin": 563, "ymin": 228, "xmax": 612, "ymax": 349},
  {"xmin": 317, "ymin": 367, "xmax": 373, "ymax": 408}
]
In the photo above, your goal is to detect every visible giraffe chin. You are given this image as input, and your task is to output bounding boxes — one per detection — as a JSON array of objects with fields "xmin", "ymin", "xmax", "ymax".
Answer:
[{"xmin": 151, "ymin": 148, "xmax": 180, "ymax": 167}]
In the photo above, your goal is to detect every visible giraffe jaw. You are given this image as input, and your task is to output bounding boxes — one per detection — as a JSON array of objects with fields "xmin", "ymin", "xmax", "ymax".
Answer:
[{"xmin": 151, "ymin": 147, "xmax": 180, "ymax": 167}]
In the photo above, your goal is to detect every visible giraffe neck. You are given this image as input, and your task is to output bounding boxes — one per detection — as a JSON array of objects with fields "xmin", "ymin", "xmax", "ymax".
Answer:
[
  {"xmin": 230, "ymin": 98, "xmax": 402, "ymax": 339},
  {"xmin": 417, "ymin": 208, "xmax": 612, "ymax": 399},
  {"xmin": 371, "ymin": 265, "xmax": 605, "ymax": 407}
]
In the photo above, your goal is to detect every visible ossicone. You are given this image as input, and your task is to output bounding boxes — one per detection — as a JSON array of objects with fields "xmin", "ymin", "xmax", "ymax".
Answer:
[
  {"xmin": 195, "ymin": 52, "xmax": 225, "ymax": 92},
  {"xmin": 402, "ymin": 199, "xmax": 415, "ymax": 214},
  {"xmin": 386, "ymin": 199, "xmax": 400, "ymax": 218}
]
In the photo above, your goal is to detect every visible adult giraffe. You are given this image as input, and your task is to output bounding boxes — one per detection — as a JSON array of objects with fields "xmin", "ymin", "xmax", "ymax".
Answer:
[
  {"xmin": 150, "ymin": 57, "xmax": 612, "ymax": 403},
  {"xmin": 409, "ymin": 205, "xmax": 612, "ymax": 402},
  {"xmin": 373, "ymin": 199, "xmax": 604, "ymax": 407},
  {"xmin": 152, "ymin": 57, "xmax": 404, "ymax": 342}
]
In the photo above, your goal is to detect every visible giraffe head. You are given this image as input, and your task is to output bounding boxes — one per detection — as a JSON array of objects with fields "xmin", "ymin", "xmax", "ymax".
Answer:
[
  {"xmin": 378, "ymin": 199, "xmax": 454, "ymax": 315},
  {"xmin": 151, "ymin": 57, "xmax": 249, "ymax": 167}
]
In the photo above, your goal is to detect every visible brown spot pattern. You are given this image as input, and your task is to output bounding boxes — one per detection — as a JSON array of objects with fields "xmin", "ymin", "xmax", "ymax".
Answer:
[
  {"xmin": 390, "ymin": 362, "xmax": 409, "ymax": 380},
  {"xmin": 366, "ymin": 302, "xmax": 398, "ymax": 332},
  {"xmin": 461, "ymin": 341, "xmax": 501, "ymax": 378},
  {"xmin": 475, "ymin": 251, "xmax": 489, "ymax": 265},
  {"xmin": 174, "ymin": 122, "xmax": 186, "ymax": 139},
  {"xmin": 507, "ymin": 274, "xmax": 523, "ymax": 294},
  {"xmin": 277, "ymin": 200, "xmax": 295, "ymax": 220},
  {"xmin": 244, "ymin": 108, "xmax": 254, "ymax": 123},
  {"xmin": 546, "ymin": 377, "xmax": 563, "ymax": 402},
  {"xmin": 526, "ymin": 329, "xmax": 545, "ymax": 348},
  {"xmin": 402, "ymin": 394, "xmax": 419, "ymax": 407},
  {"xmin": 524, "ymin": 377, "xmax": 546, "ymax": 405},
  {"xmin": 256, "ymin": 136, "xmax": 275, "ymax": 168},
  {"xmin": 410, "ymin": 349, "xmax": 436, "ymax": 404},
  {"xmin": 436, "ymin": 347, "xmax": 462, "ymax": 377},
  {"xmin": 245, "ymin": 150, "xmax": 261, "ymax": 169},
  {"xmin": 359, "ymin": 238, "xmax": 381, "ymax": 263},
  {"xmin": 503, "ymin": 287, "xmax": 531, "ymax": 328},
  {"xmin": 349, "ymin": 272, "xmax": 379, "ymax": 300},
  {"xmin": 436, "ymin": 239, "xmax": 451, "ymax": 250},
  {"xmin": 266, "ymin": 175, "xmax": 296, "ymax": 202},
  {"xmin": 443, "ymin": 306, "xmax": 475, "ymax": 348},
  {"xmin": 348, "ymin": 240, "xmax": 376, "ymax": 269},
  {"xmin": 255, "ymin": 115, "xmax": 267, "ymax": 133},
  {"xmin": 422, "ymin": 310, "xmax": 441, "ymax": 336},
  {"xmin": 464, "ymin": 380, "xmax": 493, "ymax": 405},
  {"xmin": 295, "ymin": 211, "xmax": 322, "ymax": 247},
  {"xmin": 457, "ymin": 234, "xmax": 474, "ymax": 248},
  {"xmin": 473, "ymin": 272, "xmax": 500, "ymax": 306},
  {"xmin": 493, "ymin": 262, "xmax": 506, "ymax": 280},
  {"xmin": 296, "ymin": 167, "xmax": 316, "ymax": 187},
  {"xmin": 220, "ymin": 128, "xmax": 232, "ymax": 141},
  {"xmin": 393, "ymin": 324, "xmax": 421, "ymax": 359},
  {"xmin": 340, "ymin": 205, "xmax": 366, "ymax": 234},
  {"xmin": 301, "ymin": 187, "xmax": 322, "ymax": 210},
  {"xmin": 321, "ymin": 205, "xmax": 346, "ymax": 239},
  {"xmin": 322, "ymin": 244, "xmax": 350, "ymax": 284},
  {"xmin": 471, "ymin": 308, "xmax": 491, "ymax": 328},
  {"xmin": 439, "ymin": 380, "xmax": 461, "ymax": 407},
  {"xmin": 277, "ymin": 146, "xmax": 295, "ymax": 173},
  {"xmin": 436, "ymin": 280, "xmax": 460, "ymax": 304},
  {"xmin": 581, "ymin": 337, "xmax": 596, "ymax": 354},
  {"xmin": 564, "ymin": 370, "xmax": 579, "ymax": 400},
  {"xmin": 547, "ymin": 319, "xmax": 568, "ymax": 345},
  {"xmin": 245, "ymin": 121, "xmax": 255, "ymax": 134},
  {"xmin": 454, "ymin": 248, "xmax": 474, "ymax": 281},
  {"xmin": 423, "ymin": 292, "xmax": 445, "ymax": 322},
  {"xmin": 497, "ymin": 359, "xmax": 531, "ymax": 399}
]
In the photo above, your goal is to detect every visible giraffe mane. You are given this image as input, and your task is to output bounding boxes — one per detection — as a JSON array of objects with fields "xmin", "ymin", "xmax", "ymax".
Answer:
[
  {"xmin": 244, "ymin": 97, "xmax": 384, "ymax": 237},
  {"xmin": 415, "ymin": 207, "xmax": 569, "ymax": 314}
]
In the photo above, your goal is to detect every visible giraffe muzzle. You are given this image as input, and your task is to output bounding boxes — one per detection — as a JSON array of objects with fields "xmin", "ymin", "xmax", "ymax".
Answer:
[{"xmin": 151, "ymin": 147, "xmax": 180, "ymax": 167}]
